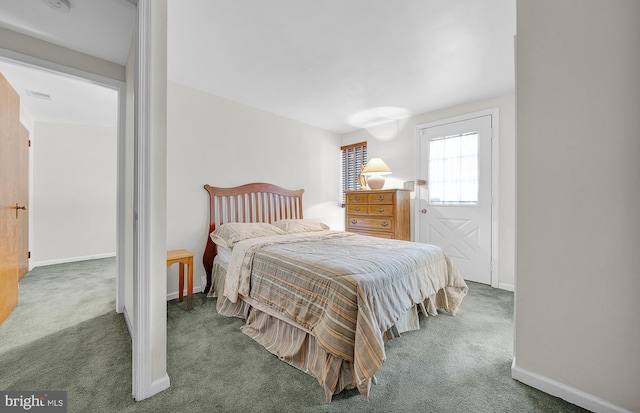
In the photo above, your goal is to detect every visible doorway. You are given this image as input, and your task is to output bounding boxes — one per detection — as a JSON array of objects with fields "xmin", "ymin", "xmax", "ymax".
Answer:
[
  {"xmin": 0, "ymin": 56, "xmax": 125, "ymax": 318},
  {"xmin": 416, "ymin": 110, "xmax": 498, "ymax": 285}
]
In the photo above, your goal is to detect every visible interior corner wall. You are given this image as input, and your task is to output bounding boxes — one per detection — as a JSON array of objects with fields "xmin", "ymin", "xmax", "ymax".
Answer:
[
  {"xmin": 340, "ymin": 94, "xmax": 516, "ymax": 289},
  {"xmin": 32, "ymin": 122, "xmax": 117, "ymax": 266},
  {"xmin": 123, "ymin": 34, "xmax": 136, "ymax": 330},
  {"xmin": 165, "ymin": 81, "xmax": 342, "ymax": 297},
  {"xmin": 514, "ymin": 1, "xmax": 640, "ymax": 411}
]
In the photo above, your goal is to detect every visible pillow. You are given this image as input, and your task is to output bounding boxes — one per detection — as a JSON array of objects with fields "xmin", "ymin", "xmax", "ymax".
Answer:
[
  {"xmin": 210, "ymin": 222, "xmax": 285, "ymax": 248},
  {"xmin": 273, "ymin": 219, "xmax": 330, "ymax": 234}
]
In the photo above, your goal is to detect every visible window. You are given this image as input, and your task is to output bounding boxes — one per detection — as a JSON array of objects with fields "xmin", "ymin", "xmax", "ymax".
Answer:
[
  {"xmin": 428, "ymin": 132, "xmax": 479, "ymax": 205},
  {"xmin": 340, "ymin": 141, "xmax": 367, "ymax": 206}
]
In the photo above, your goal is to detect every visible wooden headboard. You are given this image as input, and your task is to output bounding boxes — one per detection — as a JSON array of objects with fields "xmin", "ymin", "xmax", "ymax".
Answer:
[{"xmin": 202, "ymin": 182, "xmax": 304, "ymax": 294}]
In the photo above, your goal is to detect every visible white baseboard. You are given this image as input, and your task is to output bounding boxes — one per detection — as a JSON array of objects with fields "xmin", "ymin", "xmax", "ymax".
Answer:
[
  {"xmin": 165, "ymin": 276, "xmax": 208, "ymax": 301},
  {"xmin": 149, "ymin": 374, "xmax": 170, "ymax": 399},
  {"xmin": 166, "ymin": 285, "xmax": 204, "ymax": 301},
  {"xmin": 498, "ymin": 282, "xmax": 514, "ymax": 292},
  {"xmin": 134, "ymin": 373, "xmax": 171, "ymax": 402},
  {"xmin": 511, "ymin": 358, "xmax": 634, "ymax": 413},
  {"xmin": 32, "ymin": 252, "xmax": 116, "ymax": 268},
  {"xmin": 122, "ymin": 306, "xmax": 134, "ymax": 338}
]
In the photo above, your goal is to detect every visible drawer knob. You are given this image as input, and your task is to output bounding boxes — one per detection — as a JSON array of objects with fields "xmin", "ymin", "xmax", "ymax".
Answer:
[
  {"xmin": 381, "ymin": 221, "xmax": 389, "ymax": 227},
  {"xmin": 376, "ymin": 207, "xmax": 384, "ymax": 213},
  {"xmin": 376, "ymin": 195, "xmax": 384, "ymax": 201},
  {"xmin": 354, "ymin": 207, "xmax": 360, "ymax": 211},
  {"xmin": 351, "ymin": 219, "xmax": 358, "ymax": 224},
  {"xmin": 354, "ymin": 196, "xmax": 360, "ymax": 201}
]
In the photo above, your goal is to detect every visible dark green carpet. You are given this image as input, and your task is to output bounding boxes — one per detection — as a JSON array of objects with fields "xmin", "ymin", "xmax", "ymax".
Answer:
[{"xmin": 0, "ymin": 259, "xmax": 589, "ymax": 412}]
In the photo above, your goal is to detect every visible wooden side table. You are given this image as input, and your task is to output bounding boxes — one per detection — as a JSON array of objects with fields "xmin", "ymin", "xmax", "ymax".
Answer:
[{"xmin": 167, "ymin": 249, "xmax": 194, "ymax": 310}]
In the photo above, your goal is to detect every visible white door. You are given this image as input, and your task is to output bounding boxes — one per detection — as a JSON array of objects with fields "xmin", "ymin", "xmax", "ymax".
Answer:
[{"xmin": 416, "ymin": 114, "xmax": 493, "ymax": 285}]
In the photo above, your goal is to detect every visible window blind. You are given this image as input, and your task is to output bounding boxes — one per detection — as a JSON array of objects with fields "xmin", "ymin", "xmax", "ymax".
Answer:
[{"xmin": 340, "ymin": 141, "xmax": 367, "ymax": 206}]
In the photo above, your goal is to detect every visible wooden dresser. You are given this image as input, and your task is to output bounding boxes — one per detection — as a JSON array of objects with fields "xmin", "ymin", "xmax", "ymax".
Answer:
[{"xmin": 345, "ymin": 189, "xmax": 411, "ymax": 240}]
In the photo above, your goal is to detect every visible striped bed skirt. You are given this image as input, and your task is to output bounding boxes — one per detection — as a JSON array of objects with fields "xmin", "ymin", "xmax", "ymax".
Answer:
[{"xmin": 210, "ymin": 261, "xmax": 447, "ymax": 402}]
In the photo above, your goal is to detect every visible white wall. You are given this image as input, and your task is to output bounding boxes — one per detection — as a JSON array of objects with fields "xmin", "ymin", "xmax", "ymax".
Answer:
[
  {"xmin": 514, "ymin": 1, "xmax": 640, "ymax": 412},
  {"xmin": 32, "ymin": 122, "xmax": 117, "ymax": 266},
  {"xmin": 166, "ymin": 81, "xmax": 342, "ymax": 297},
  {"xmin": 341, "ymin": 94, "xmax": 516, "ymax": 289},
  {"xmin": 146, "ymin": 0, "xmax": 169, "ymax": 389}
]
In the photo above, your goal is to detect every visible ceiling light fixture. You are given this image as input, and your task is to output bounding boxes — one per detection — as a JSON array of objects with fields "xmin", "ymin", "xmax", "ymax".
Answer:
[{"xmin": 41, "ymin": 0, "xmax": 71, "ymax": 12}]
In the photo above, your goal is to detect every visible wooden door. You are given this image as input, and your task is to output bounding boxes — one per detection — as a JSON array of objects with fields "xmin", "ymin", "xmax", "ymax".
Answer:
[
  {"xmin": 18, "ymin": 125, "xmax": 29, "ymax": 279},
  {"xmin": 0, "ymin": 73, "xmax": 19, "ymax": 323}
]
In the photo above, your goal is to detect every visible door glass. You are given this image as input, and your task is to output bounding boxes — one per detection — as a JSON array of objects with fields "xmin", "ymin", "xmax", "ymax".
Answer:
[{"xmin": 428, "ymin": 131, "xmax": 479, "ymax": 205}]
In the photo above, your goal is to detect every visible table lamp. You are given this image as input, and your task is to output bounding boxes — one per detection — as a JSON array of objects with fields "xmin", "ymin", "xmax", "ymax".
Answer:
[{"xmin": 362, "ymin": 158, "xmax": 391, "ymax": 190}]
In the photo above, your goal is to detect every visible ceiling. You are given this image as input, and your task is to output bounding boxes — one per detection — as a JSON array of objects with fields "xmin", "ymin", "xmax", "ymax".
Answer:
[
  {"xmin": 0, "ymin": 0, "xmax": 135, "ymax": 127},
  {"xmin": 0, "ymin": 0, "xmax": 515, "ymax": 134}
]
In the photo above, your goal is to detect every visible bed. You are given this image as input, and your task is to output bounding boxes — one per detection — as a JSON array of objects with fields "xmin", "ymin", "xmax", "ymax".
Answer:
[{"xmin": 202, "ymin": 182, "xmax": 468, "ymax": 402}]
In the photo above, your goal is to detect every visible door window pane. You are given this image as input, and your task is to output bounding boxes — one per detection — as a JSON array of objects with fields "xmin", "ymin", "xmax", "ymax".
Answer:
[{"xmin": 428, "ymin": 132, "xmax": 479, "ymax": 205}]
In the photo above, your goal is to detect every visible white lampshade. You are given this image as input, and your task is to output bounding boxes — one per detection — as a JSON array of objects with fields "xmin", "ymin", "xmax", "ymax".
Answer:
[
  {"xmin": 362, "ymin": 158, "xmax": 392, "ymax": 190},
  {"xmin": 361, "ymin": 158, "xmax": 392, "ymax": 175}
]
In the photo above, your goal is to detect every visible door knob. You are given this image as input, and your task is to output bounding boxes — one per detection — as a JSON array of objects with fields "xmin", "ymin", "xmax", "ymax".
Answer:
[{"xmin": 421, "ymin": 209, "xmax": 427, "ymax": 214}]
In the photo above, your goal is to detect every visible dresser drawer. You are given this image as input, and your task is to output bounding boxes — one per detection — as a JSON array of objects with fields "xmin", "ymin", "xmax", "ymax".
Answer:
[
  {"xmin": 349, "ymin": 230, "xmax": 394, "ymax": 239},
  {"xmin": 347, "ymin": 204, "xmax": 368, "ymax": 214},
  {"xmin": 368, "ymin": 205, "xmax": 394, "ymax": 216},
  {"xmin": 347, "ymin": 216, "xmax": 394, "ymax": 233},
  {"xmin": 346, "ymin": 193, "xmax": 367, "ymax": 204},
  {"xmin": 368, "ymin": 192, "xmax": 394, "ymax": 204}
]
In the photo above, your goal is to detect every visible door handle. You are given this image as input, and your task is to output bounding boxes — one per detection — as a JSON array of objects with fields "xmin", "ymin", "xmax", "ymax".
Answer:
[
  {"xmin": 14, "ymin": 203, "xmax": 27, "ymax": 218},
  {"xmin": 421, "ymin": 209, "xmax": 427, "ymax": 214}
]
